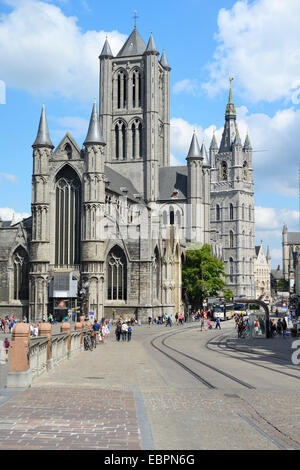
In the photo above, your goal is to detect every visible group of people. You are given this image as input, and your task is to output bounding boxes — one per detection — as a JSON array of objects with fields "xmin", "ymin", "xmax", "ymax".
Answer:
[
  {"xmin": 269, "ymin": 318, "xmax": 288, "ymax": 337},
  {"xmin": 0, "ymin": 316, "xmax": 16, "ymax": 333},
  {"xmin": 92, "ymin": 319, "xmax": 111, "ymax": 343},
  {"xmin": 115, "ymin": 319, "xmax": 133, "ymax": 342}
]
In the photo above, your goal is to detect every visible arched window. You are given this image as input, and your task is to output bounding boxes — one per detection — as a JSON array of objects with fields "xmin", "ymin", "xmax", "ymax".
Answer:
[
  {"xmin": 242, "ymin": 204, "xmax": 245, "ymax": 220},
  {"xmin": 220, "ymin": 161, "xmax": 228, "ymax": 181},
  {"xmin": 115, "ymin": 121, "xmax": 127, "ymax": 160},
  {"xmin": 242, "ymin": 230, "xmax": 245, "ymax": 249},
  {"xmin": 64, "ymin": 143, "xmax": 72, "ymax": 159},
  {"xmin": 132, "ymin": 69, "xmax": 142, "ymax": 108},
  {"xmin": 170, "ymin": 208, "xmax": 175, "ymax": 225},
  {"xmin": 229, "ymin": 230, "xmax": 234, "ymax": 248},
  {"xmin": 176, "ymin": 210, "xmax": 181, "ymax": 227},
  {"xmin": 13, "ymin": 247, "xmax": 29, "ymax": 300},
  {"xmin": 107, "ymin": 246, "xmax": 127, "ymax": 301},
  {"xmin": 230, "ymin": 203, "xmax": 234, "ymax": 220},
  {"xmin": 117, "ymin": 70, "xmax": 127, "ymax": 109},
  {"xmin": 243, "ymin": 161, "xmax": 248, "ymax": 181},
  {"xmin": 216, "ymin": 204, "xmax": 221, "ymax": 221},
  {"xmin": 229, "ymin": 257, "xmax": 234, "ymax": 283},
  {"xmin": 55, "ymin": 165, "xmax": 81, "ymax": 266},
  {"xmin": 131, "ymin": 120, "xmax": 142, "ymax": 159},
  {"xmin": 163, "ymin": 210, "xmax": 168, "ymax": 225}
]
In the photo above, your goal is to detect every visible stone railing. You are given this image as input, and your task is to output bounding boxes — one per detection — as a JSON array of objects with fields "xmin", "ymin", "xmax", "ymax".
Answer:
[{"xmin": 7, "ymin": 317, "xmax": 91, "ymax": 388}]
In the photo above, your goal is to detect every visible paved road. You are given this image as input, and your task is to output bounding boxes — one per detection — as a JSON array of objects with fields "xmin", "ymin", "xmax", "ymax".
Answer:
[{"xmin": 0, "ymin": 321, "xmax": 300, "ymax": 450}]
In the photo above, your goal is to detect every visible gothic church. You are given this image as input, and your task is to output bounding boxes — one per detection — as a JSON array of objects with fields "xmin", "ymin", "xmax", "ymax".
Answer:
[{"xmin": 0, "ymin": 27, "xmax": 255, "ymax": 322}]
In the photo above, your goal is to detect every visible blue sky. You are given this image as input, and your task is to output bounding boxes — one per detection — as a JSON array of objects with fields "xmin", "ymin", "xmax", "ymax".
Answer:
[{"xmin": 0, "ymin": 0, "xmax": 299, "ymax": 268}]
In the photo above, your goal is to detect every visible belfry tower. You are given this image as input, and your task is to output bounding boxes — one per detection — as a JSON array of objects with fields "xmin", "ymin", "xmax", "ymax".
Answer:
[{"xmin": 99, "ymin": 27, "xmax": 171, "ymax": 203}]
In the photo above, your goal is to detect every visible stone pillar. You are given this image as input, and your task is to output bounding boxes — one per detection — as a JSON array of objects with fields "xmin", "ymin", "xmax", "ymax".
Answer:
[
  {"xmin": 7, "ymin": 324, "xmax": 32, "ymax": 388},
  {"xmin": 61, "ymin": 322, "xmax": 71, "ymax": 359},
  {"xmin": 38, "ymin": 323, "xmax": 53, "ymax": 371},
  {"xmin": 75, "ymin": 322, "xmax": 83, "ymax": 348}
]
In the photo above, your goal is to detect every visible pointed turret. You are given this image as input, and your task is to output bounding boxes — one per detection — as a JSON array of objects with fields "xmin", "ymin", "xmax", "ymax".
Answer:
[
  {"xmin": 117, "ymin": 28, "xmax": 146, "ymax": 57},
  {"xmin": 210, "ymin": 133, "xmax": 218, "ymax": 151},
  {"xmin": 32, "ymin": 105, "xmax": 54, "ymax": 149},
  {"xmin": 160, "ymin": 50, "xmax": 171, "ymax": 70},
  {"xmin": 233, "ymin": 127, "xmax": 242, "ymax": 146},
  {"xmin": 99, "ymin": 38, "xmax": 113, "ymax": 58},
  {"xmin": 200, "ymin": 140, "xmax": 209, "ymax": 166},
  {"xmin": 244, "ymin": 133, "xmax": 252, "ymax": 150},
  {"xmin": 145, "ymin": 33, "xmax": 159, "ymax": 55},
  {"xmin": 84, "ymin": 102, "xmax": 105, "ymax": 146},
  {"xmin": 186, "ymin": 132, "xmax": 202, "ymax": 160}
]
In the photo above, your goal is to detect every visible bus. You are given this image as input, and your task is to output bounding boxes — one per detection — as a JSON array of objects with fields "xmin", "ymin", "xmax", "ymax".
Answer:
[
  {"xmin": 212, "ymin": 303, "xmax": 234, "ymax": 321},
  {"xmin": 234, "ymin": 303, "xmax": 248, "ymax": 317}
]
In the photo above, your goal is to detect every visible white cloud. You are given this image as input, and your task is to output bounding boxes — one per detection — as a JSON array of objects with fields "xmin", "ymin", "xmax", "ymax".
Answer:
[
  {"xmin": 0, "ymin": 207, "xmax": 30, "ymax": 222},
  {"xmin": 172, "ymin": 79, "xmax": 199, "ymax": 96},
  {"xmin": 0, "ymin": 0, "xmax": 126, "ymax": 101},
  {"xmin": 0, "ymin": 172, "xmax": 18, "ymax": 183},
  {"xmin": 203, "ymin": 0, "xmax": 300, "ymax": 104}
]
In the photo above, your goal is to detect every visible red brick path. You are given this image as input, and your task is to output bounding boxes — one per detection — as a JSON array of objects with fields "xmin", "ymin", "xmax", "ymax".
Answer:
[{"xmin": 0, "ymin": 387, "xmax": 141, "ymax": 450}]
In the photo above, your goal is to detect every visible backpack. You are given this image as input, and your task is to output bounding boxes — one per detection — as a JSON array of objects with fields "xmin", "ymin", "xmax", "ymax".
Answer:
[{"xmin": 128, "ymin": 326, "xmax": 132, "ymax": 332}]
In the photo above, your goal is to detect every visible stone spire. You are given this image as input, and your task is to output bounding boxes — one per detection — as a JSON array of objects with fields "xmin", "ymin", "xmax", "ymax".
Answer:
[
  {"xmin": 99, "ymin": 38, "xmax": 113, "ymax": 58},
  {"xmin": 32, "ymin": 105, "xmax": 54, "ymax": 149},
  {"xmin": 145, "ymin": 32, "xmax": 159, "ymax": 55},
  {"xmin": 160, "ymin": 50, "xmax": 171, "ymax": 70},
  {"xmin": 244, "ymin": 132, "xmax": 252, "ymax": 150},
  {"xmin": 233, "ymin": 127, "xmax": 242, "ymax": 146},
  {"xmin": 219, "ymin": 79, "xmax": 238, "ymax": 153},
  {"xmin": 186, "ymin": 132, "xmax": 202, "ymax": 160},
  {"xmin": 84, "ymin": 102, "xmax": 105, "ymax": 146}
]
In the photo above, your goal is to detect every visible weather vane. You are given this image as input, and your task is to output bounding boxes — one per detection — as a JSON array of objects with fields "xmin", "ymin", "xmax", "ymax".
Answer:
[
  {"xmin": 229, "ymin": 77, "xmax": 234, "ymax": 86},
  {"xmin": 133, "ymin": 10, "xmax": 139, "ymax": 29}
]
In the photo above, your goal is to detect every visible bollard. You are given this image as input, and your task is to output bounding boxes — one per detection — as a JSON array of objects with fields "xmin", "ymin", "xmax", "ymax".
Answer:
[
  {"xmin": 7, "ymin": 323, "xmax": 32, "ymax": 388},
  {"xmin": 61, "ymin": 322, "xmax": 71, "ymax": 359},
  {"xmin": 38, "ymin": 323, "xmax": 53, "ymax": 371}
]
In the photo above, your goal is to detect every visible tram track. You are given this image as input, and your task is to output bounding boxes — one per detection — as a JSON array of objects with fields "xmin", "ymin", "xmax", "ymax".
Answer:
[
  {"xmin": 205, "ymin": 331, "xmax": 300, "ymax": 382},
  {"xmin": 150, "ymin": 326, "xmax": 256, "ymax": 390}
]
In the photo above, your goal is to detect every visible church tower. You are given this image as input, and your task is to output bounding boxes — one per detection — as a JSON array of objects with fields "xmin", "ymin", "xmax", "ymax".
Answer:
[
  {"xmin": 210, "ymin": 82, "xmax": 255, "ymax": 298},
  {"xmin": 29, "ymin": 105, "xmax": 53, "ymax": 320},
  {"xmin": 99, "ymin": 27, "xmax": 171, "ymax": 203}
]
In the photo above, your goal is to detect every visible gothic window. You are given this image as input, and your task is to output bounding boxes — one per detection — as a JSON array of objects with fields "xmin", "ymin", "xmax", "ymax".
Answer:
[
  {"xmin": 114, "ymin": 121, "xmax": 127, "ymax": 160},
  {"xmin": 229, "ymin": 230, "xmax": 234, "ymax": 248},
  {"xmin": 242, "ymin": 230, "xmax": 245, "ymax": 248},
  {"xmin": 55, "ymin": 165, "xmax": 81, "ymax": 266},
  {"xmin": 170, "ymin": 208, "xmax": 175, "ymax": 225},
  {"xmin": 107, "ymin": 246, "xmax": 127, "ymax": 301},
  {"xmin": 230, "ymin": 203, "xmax": 234, "ymax": 220},
  {"xmin": 64, "ymin": 143, "xmax": 72, "ymax": 159},
  {"xmin": 176, "ymin": 210, "xmax": 181, "ymax": 227},
  {"xmin": 229, "ymin": 257, "xmax": 234, "ymax": 283},
  {"xmin": 216, "ymin": 204, "xmax": 221, "ymax": 221},
  {"xmin": 139, "ymin": 123, "xmax": 143, "ymax": 158},
  {"xmin": 13, "ymin": 247, "xmax": 29, "ymax": 300},
  {"xmin": 132, "ymin": 123, "xmax": 136, "ymax": 159},
  {"xmin": 242, "ymin": 204, "xmax": 245, "ymax": 220},
  {"xmin": 117, "ymin": 70, "xmax": 127, "ymax": 109},
  {"xmin": 220, "ymin": 161, "xmax": 228, "ymax": 181},
  {"xmin": 131, "ymin": 120, "xmax": 143, "ymax": 159},
  {"xmin": 243, "ymin": 161, "xmax": 248, "ymax": 181},
  {"xmin": 132, "ymin": 70, "xmax": 142, "ymax": 108},
  {"xmin": 163, "ymin": 210, "xmax": 168, "ymax": 225}
]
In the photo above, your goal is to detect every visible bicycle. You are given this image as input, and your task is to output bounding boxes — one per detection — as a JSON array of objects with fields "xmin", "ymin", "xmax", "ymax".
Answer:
[{"xmin": 84, "ymin": 333, "xmax": 94, "ymax": 351}]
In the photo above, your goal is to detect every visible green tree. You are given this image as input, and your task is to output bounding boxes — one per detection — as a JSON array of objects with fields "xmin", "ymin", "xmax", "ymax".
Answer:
[
  {"xmin": 277, "ymin": 278, "xmax": 289, "ymax": 292},
  {"xmin": 182, "ymin": 244, "xmax": 233, "ymax": 309}
]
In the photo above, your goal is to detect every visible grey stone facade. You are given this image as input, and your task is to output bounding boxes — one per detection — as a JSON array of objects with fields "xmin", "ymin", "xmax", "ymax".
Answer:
[{"xmin": 0, "ymin": 27, "xmax": 256, "ymax": 321}]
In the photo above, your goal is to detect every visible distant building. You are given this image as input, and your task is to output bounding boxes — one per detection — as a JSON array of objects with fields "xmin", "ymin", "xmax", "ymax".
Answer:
[
  {"xmin": 254, "ymin": 242, "xmax": 271, "ymax": 299},
  {"xmin": 282, "ymin": 225, "xmax": 300, "ymax": 293}
]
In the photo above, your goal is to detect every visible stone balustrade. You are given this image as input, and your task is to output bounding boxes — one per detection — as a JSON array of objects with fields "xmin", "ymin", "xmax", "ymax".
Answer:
[{"xmin": 7, "ymin": 322, "xmax": 89, "ymax": 388}]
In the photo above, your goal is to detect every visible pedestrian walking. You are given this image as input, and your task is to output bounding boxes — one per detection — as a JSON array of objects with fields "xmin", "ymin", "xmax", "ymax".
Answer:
[
  {"xmin": 127, "ymin": 324, "xmax": 132, "ymax": 342},
  {"xmin": 115, "ymin": 322, "xmax": 122, "ymax": 342},
  {"xmin": 282, "ymin": 318, "xmax": 287, "ymax": 337},
  {"xmin": 148, "ymin": 316, "xmax": 152, "ymax": 327},
  {"xmin": 3, "ymin": 338, "xmax": 10, "ymax": 361},
  {"xmin": 215, "ymin": 317, "xmax": 221, "ymax": 330},
  {"xmin": 121, "ymin": 322, "xmax": 128, "ymax": 341}
]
